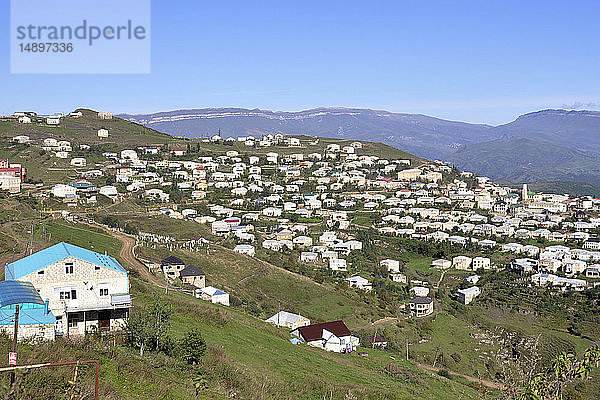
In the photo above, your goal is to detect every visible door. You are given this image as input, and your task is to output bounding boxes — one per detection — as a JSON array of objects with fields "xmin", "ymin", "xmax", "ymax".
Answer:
[{"xmin": 98, "ymin": 310, "xmax": 111, "ymax": 331}]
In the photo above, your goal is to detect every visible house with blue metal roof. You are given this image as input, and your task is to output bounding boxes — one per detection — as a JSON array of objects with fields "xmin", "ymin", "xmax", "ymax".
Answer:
[
  {"xmin": 0, "ymin": 280, "xmax": 56, "ymax": 341},
  {"xmin": 5, "ymin": 242, "xmax": 131, "ymax": 337}
]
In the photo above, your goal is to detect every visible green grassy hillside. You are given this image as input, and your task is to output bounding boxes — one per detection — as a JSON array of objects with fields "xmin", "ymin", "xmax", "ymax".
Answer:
[{"xmin": 0, "ymin": 215, "xmax": 486, "ymax": 399}]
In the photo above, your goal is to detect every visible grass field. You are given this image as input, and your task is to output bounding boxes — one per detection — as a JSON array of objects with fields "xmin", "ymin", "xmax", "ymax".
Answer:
[
  {"xmin": 136, "ymin": 244, "xmax": 388, "ymax": 329},
  {"xmin": 0, "ymin": 276, "xmax": 486, "ymax": 399}
]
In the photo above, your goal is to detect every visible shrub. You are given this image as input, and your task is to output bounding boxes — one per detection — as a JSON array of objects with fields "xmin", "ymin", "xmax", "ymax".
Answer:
[
  {"xmin": 437, "ymin": 369, "xmax": 452, "ymax": 379},
  {"xmin": 179, "ymin": 329, "xmax": 207, "ymax": 365}
]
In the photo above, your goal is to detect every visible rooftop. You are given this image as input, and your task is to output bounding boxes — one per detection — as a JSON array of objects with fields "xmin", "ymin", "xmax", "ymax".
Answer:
[{"xmin": 5, "ymin": 242, "xmax": 127, "ymax": 280}]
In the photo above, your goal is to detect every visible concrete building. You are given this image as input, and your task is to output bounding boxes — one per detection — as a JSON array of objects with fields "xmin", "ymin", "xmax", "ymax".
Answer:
[
  {"xmin": 456, "ymin": 286, "xmax": 481, "ymax": 305},
  {"xmin": 409, "ymin": 296, "xmax": 434, "ymax": 317},
  {"xmin": 5, "ymin": 243, "xmax": 131, "ymax": 336},
  {"xmin": 0, "ymin": 174, "xmax": 21, "ymax": 193}
]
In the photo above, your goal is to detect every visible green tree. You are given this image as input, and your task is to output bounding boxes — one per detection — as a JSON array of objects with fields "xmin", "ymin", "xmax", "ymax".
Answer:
[
  {"xmin": 124, "ymin": 296, "xmax": 173, "ymax": 355},
  {"xmin": 179, "ymin": 329, "xmax": 207, "ymax": 365},
  {"xmin": 520, "ymin": 347, "xmax": 600, "ymax": 400}
]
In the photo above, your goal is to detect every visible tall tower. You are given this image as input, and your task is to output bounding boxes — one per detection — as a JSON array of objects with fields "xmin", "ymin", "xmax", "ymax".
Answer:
[{"xmin": 522, "ymin": 184, "xmax": 529, "ymax": 202}]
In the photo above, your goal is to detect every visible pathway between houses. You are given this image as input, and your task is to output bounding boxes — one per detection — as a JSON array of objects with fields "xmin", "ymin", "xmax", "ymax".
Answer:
[{"xmin": 78, "ymin": 220, "xmax": 164, "ymax": 287}]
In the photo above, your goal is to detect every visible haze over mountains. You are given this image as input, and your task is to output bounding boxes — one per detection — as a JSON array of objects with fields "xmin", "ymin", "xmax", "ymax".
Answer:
[{"xmin": 119, "ymin": 108, "xmax": 600, "ymax": 191}]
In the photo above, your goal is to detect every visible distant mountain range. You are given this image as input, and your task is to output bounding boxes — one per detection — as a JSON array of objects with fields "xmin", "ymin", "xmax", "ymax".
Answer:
[{"xmin": 119, "ymin": 108, "xmax": 600, "ymax": 191}]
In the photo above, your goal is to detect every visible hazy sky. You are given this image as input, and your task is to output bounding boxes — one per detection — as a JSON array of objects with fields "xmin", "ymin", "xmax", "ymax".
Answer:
[{"xmin": 1, "ymin": 0, "xmax": 599, "ymax": 124}]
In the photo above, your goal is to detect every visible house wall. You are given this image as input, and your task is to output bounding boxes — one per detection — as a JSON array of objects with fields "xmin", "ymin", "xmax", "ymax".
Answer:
[
  {"xmin": 0, "ymin": 323, "xmax": 56, "ymax": 342},
  {"xmin": 182, "ymin": 275, "xmax": 205, "ymax": 288},
  {"xmin": 163, "ymin": 264, "xmax": 185, "ymax": 278},
  {"xmin": 18, "ymin": 257, "xmax": 129, "ymax": 333}
]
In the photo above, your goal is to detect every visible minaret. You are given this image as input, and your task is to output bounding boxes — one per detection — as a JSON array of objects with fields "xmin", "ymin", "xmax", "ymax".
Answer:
[{"xmin": 522, "ymin": 184, "xmax": 528, "ymax": 202}]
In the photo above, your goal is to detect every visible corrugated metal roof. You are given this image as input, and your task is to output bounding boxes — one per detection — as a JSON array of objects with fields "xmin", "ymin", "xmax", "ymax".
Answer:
[
  {"xmin": 0, "ymin": 305, "xmax": 56, "ymax": 326},
  {"xmin": 295, "ymin": 321, "xmax": 351, "ymax": 342},
  {"xmin": 5, "ymin": 242, "xmax": 127, "ymax": 280},
  {"xmin": 0, "ymin": 280, "xmax": 45, "ymax": 307}
]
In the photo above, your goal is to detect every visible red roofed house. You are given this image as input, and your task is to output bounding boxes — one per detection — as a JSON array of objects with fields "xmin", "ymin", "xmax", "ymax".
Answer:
[{"xmin": 290, "ymin": 320, "xmax": 359, "ymax": 353}]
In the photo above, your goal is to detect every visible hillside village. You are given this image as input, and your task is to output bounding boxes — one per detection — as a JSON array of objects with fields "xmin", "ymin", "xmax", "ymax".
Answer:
[{"xmin": 1, "ymin": 109, "xmax": 600, "ymax": 398}]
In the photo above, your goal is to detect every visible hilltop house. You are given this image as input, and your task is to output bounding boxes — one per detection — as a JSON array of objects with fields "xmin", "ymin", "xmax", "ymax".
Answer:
[
  {"xmin": 5, "ymin": 242, "xmax": 131, "ymax": 336},
  {"xmin": 266, "ymin": 311, "xmax": 310, "ymax": 329},
  {"xmin": 46, "ymin": 116, "xmax": 60, "ymax": 125},
  {"xmin": 290, "ymin": 321, "xmax": 359, "ymax": 353}
]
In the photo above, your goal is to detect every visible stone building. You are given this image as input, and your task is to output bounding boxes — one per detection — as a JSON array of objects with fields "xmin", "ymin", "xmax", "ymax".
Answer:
[{"xmin": 5, "ymin": 242, "xmax": 131, "ymax": 337}]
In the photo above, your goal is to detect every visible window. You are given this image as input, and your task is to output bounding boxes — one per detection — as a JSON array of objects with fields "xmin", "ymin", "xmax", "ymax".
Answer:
[
  {"xmin": 68, "ymin": 314, "xmax": 79, "ymax": 328},
  {"xmin": 38, "ymin": 270, "xmax": 44, "ymax": 275},
  {"xmin": 100, "ymin": 288, "xmax": 108, "ymax": 296},
  {"xmin": 65, "ymin": 263, "xmax": 74, "ymax": 274},
  {"xmin": 94, "ymin": 266, "xmax": 100, "ymax": 270},
  {"xmin": 59, "ymin": 289, "xmax": 77, "ymax": 300}
]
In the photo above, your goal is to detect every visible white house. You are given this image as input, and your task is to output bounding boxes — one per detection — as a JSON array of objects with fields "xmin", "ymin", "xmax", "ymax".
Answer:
[
  {"xmin": 51, "ymin": 184, "xmax": 77, "ymax": 198},
  {"xmin": 453, "ymin": 256, "xmax": 473, "ymax": 270},
  {"xmin": 0, "ymin": 175, "xmax": 21, "ymax": 193},
  {"xmin": 97, "ymin": 129, "xmax": 109, "ymax": 138},
  {"xmin": 300, "ymin": 252, "xmax": 318, "ymax": 262},
  {"xmin": 234, "ymin": 244, "xmax": 255, "ymax": 257},
  {"xmin": 381, "ymin": 259, "xmax": 400, "ymax": 273},
  {"xmin": 70, "ymin": 158, "xmax": 87, "ymax": 167},
  {"xmin": 472, "ymin": 257, "xmax": 491, "ymax": 270},
  {"xmin": 196, "ymin": 286, "xmax": 230, "ymax": 306},
  {"xmin": 5, "ymin": 242, "xmax": 131, "ymax": 336},
  {"xmin": 411, "ymin": 286, "xmax": 430, "ymax": 297},
  {"xmin": 266, "ymin": 311, "xmax": 310, "ymax": 329},
  {"xmin": 99, "ymin": 185, "xmax": 119, "ymax": 199},
  {"xmin": 46, "ymin": 116, "xmax": 60, "ymax": 125},
  {"xmin": 345, "ymin": 276, "xmax": 372, "ymax": 291},
  {"xmin": 290, "ymin": 321, "xmax": 359, "ymax": 353},
  {"xmin": 409, "ymin": 296, "xmax": 434, "ymax": 317},
  {"xmin": 329, "ymin": 258, "xmax": 347, "ymax": 271},
  {"xmin": 431, "ymin": 259, "xmax": 451, "ymax": 269},
  {"xmin": 456, "ymin": 286, "xmax": 481, "ymax": 305}
]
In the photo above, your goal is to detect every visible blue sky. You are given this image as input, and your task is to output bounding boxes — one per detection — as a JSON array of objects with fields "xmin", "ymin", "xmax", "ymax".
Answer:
[{"xmin": 1, "ymin": 0, "xmax": 599, "ymax": 124}]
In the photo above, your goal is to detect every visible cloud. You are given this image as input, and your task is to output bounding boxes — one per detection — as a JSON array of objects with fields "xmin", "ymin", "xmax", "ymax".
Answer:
[{"xmin": 561, "ymin": 101, "xmax": 600, "ymax": 110}]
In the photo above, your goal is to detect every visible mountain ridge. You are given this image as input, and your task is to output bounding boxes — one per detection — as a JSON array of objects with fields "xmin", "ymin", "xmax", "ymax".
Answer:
[{"xmin": 118, "ymin": 107, "xmax": 600, "ymax": 187}]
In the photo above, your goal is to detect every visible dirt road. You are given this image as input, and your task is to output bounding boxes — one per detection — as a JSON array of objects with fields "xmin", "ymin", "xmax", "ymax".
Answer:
[
  {"xmin": 414, "ymin": 362, "xmax": 506, "ymax": 390},
  {"xmin": 78, "ymin": 221, "xmax": 163, "ymax": 286}
]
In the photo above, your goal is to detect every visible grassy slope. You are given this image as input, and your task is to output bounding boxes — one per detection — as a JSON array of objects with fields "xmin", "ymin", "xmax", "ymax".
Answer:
[
  {"xmin": 136, "ymin": 242, "xmax": 387, "ymax": 329},
  {"xmin": 1, "ymin": 217, "xmax": 484, "ymax": 400},
  {"xmin": 0, "ymin": 109, "xmax": 172, "ymax": 147}
]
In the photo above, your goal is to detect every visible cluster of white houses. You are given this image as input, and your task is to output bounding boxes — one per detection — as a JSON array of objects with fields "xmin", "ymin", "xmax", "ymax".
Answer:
[{"xmin": 6, "ymin": 114, "xmax": 600, "ymax": 335}]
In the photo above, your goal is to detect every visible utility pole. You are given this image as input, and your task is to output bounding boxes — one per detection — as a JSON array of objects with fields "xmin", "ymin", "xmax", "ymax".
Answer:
[
  {"xmin": 29, "ymin": 221, "xmax": 34, "ymax": 255},
  {"xmin": 277, "ymin": 301, "xmax": 281, "ymax": 327},
  {"xmin": 10, "ymin": 305, "xmax": 20, "ymax": 385}
]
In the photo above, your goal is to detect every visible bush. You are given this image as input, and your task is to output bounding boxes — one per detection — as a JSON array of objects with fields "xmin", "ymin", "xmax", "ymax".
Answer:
[
  {"xmin": 437, "ymin": 369, "xmax": 452, "ymax": 379},
  {"xmin": 179, "ymin": 329, "xmax": 207, "ymax": 365}
]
